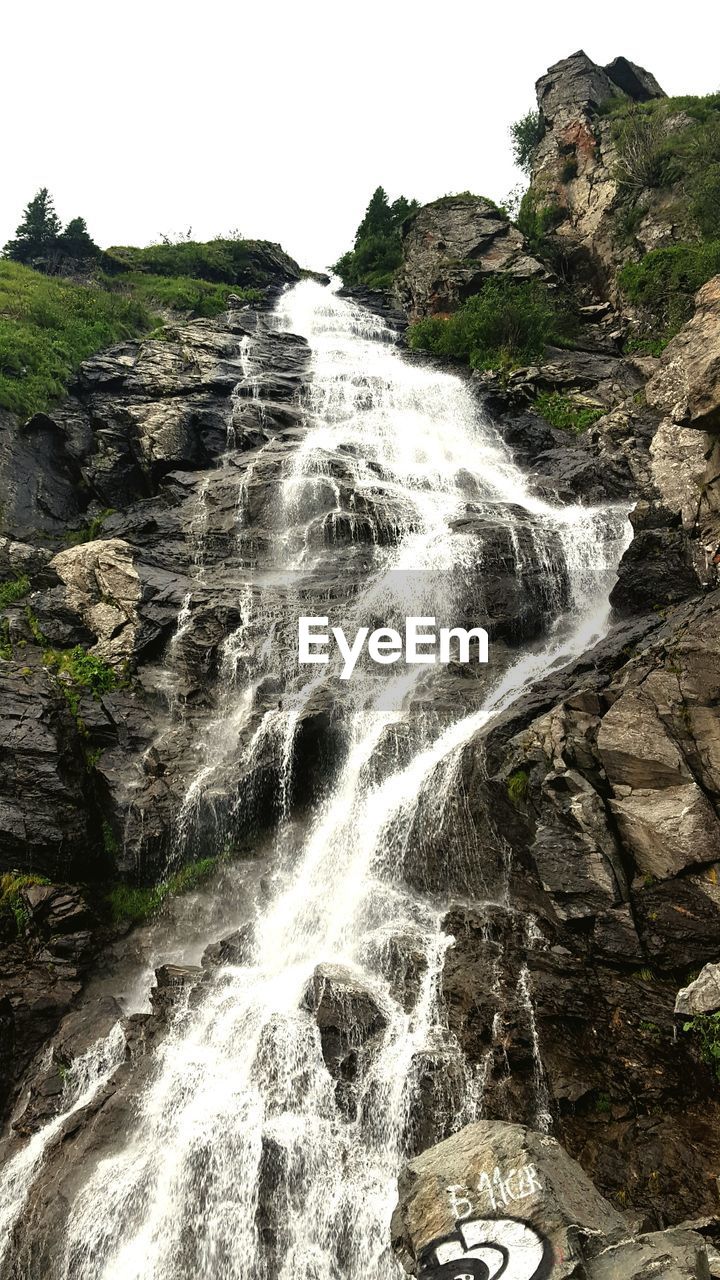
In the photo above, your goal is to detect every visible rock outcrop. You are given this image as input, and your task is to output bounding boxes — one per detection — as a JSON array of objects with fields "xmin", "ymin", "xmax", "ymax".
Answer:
[
  {"xmin": 391, "ymin": 1120, "xmax": 712, "ymax": 1279},
  {"xmin": 529, "ymin": 51, "xmax": 675, "ymax": 294},
  {"xmin": 395, "ymin": 197, "xmax": 547, "ymax": 320}
]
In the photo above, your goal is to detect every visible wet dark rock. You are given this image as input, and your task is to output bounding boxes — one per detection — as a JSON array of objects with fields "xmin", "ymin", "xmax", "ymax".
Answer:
[
  {"xmin": 150, "ymin": 964, "xmax": 204, "ymax": 1020},
  {"xmin": 301, "ymin": 963, "xmax": 388, "ymax": 1079},
  {"xmin": 0, "ymin": 664, "xmax": 95, "ymax": 878},
  {"xmin": 201, "ymin": 922, "xmax": 255, "ymax": 969}
]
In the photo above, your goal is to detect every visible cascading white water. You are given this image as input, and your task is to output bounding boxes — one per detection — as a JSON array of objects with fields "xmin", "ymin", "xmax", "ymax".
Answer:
[{"xmin": 0, "ymin": 281, "xmax": 630, "ymax": 1280}]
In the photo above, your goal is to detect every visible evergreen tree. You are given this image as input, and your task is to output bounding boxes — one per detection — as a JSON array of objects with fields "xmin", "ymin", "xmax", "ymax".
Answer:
[
  {"xmin": 333, "ymin": 188, "xmax": 419, "ymax": 289},
  {"xmin": 3, "ymin": 188, "xmax": 62, "ymax": 264},
  {"xmin": 57, "ymin": 216, "xmax": 100, "ymax": 262}
]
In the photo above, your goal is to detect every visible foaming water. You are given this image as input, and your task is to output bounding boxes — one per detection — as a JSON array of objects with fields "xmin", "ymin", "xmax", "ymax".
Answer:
[{"xmin": 0, "ymin": 281, "xmax": 631, "ymax": 1279}]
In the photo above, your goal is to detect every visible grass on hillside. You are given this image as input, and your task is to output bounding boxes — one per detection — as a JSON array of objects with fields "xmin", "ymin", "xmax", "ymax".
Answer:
[
  {"xmin": 104, "ymin": 237, "xmax": 291, "ymax": 286},
  {"xmin": 0, "ymin": 261, "xmax": 155, "ymax": 418},
  {"xmin": 0, "ymin": 259, "xmax": 264, "ymax": 421},
  {"xmin": 102, "ymin": 271, "xmax": 262, "ymax": 318}
]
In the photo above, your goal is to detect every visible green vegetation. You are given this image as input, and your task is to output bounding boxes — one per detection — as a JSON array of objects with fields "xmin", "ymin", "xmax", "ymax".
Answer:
[
  {"xmin": 683, "ymin": 1012, "xmax": 720, "ymax": 1081},
  {"xmin": 3, "ymin": 188, "xmax": 100, "ymax": 269},
  {"xmin": 104, "ymin": 237, "xmax": 287, "ymax": 287},
  {"xmin": 594, "ymin": 1092, "xmax": 611, "ymax": 1113},
  {"xmin": 608, "ymin": 93, "xmax": 720, "ymax": 230},
  {"xmin": 606, "ymin": 93, "xmax": 720, "ymax": 343},
  {"xmin": 535, "ymin": 391, "xmax": 605, "ymax": 434},
  {"xmin": 107, "ymin": 856, "xmax": 219, "ymax": 925},
  {"xmin": 43, "ymin": 645, "xmax": 117, "ymax": 716},
  {"xmin": 506, "ymin": 768, "xmax": 530, "ymax": 803},
  {"xmin": 1, "ymin": 191, "xmax": 275, "ymax": 420},
  {"xmin": 102, "ymin": 271, "xmax": 261, "ymax": 318},
  {"xmin": 407, "ymin": 278, "xmax": 570, "ymax": 372},
  {"xmin": 24, "ymin": 607, "xmax": 118, "ymax": 713},
  {"xmin": 0, "ymin": 575, "xmax": 30, "ymax": 610},
  {"xmin": 63, "ymin": 509, "xmax": 115, "ymax": 546},
  {"xmin": 619, "ymin": 241, "xmax": 720, "ymax": 342},
  {"xmin": 511, "ymin": 110, "xmax": 545, "ymax": 174},
  {"xmin": 332, "ymin": 186, "xmax": 419, "ymax": 289},
  {"xmin": 0, "ymin": 260, "xmax": 153, "ymax": 418},
  {"xmin": 0, "ymin": 871, "xmax": 50, "ymax": 936}
]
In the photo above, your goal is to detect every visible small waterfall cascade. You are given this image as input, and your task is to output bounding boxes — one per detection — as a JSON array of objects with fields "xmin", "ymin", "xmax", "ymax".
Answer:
[{"xmin": 0, "ymin": 281, "xmax": 631, "ymax": 1280}]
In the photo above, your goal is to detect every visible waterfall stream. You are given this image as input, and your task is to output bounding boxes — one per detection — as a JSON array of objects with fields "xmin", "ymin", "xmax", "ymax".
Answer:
[{"xmin": 0, "ymin": 281, "xmax": 631, "ymax": 1279}]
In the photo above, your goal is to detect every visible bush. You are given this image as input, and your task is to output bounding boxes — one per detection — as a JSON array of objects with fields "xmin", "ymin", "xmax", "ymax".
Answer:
[
  {"xmin": 683, "ymin": 1012, "xmax": 720, "ymax": 1081},
  {"xmin": 613, "ymin": 108, "xmax": 683, "ymax": 193},
  {"xmin": 45, "ymin": 645, "xmax": 117, "ymax": 699},
  {"xmin": 407, "ymin": 278, "xmax": 569, "ymax": 371},
  {"xmin": 0, "ymin": 871, "xmax": 50, "ymax": 936},
  {"xmin": 535, "ymin": 391, "xmax": 605, "ymax": 433},
  {"xmin": 511, "ymin": 111, "xmax": 544, "ymax": 174},
  {"xmin": 608, "ymin": 93, "xmax": 720, "ymax": 238},
  {"xmin": 516, "ymin": 191, "xmax": 565, "ymax": 258},
  {"xmin": 0, "ymin": 261, "xmax": 154, "ymax": 418},
  {"xmin": 619, "ymin": 240, "xmax": 720, "ymax": 339}
]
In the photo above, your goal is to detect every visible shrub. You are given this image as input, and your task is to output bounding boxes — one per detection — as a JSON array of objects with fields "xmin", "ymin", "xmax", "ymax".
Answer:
[
  {"xmin": 613, "ymin": 108, "xmax": 683, "ymax": 193},
  {"xmin": 535, "ymin": 391, "xmax": 605, "ymax": 433},
  {"xmin": 0, "ymin": 575, "xmax": 30, "ymax": 610},
  {"xmin": 511, "ymin": 110, "xmax": 544, "ymax": 174},
  {"xmin": 516, "ymin": 191, "xmax": 565, "ymax": 258},
  {"xmin": 619, "ymin": 240, "xmax": 720, "ymax": 339},
  {"xmin": 0, "ymin": 261, "xmax": 154, "ymax": 418},
  {"xmin": 45, "ymin": 645, "xmax": 117, "ymax": 698},
  {"xmin": 683, "ymin": 1012, "xmax": 720, "ymax": 1081},
  {"xmin": 407, "ymin": 278, "xmax": 569, "ymax": 372}
]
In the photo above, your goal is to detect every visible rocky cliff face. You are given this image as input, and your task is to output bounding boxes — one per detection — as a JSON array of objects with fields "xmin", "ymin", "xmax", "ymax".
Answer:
[
  {"xmin": 3, "ymin": 48, "xmax": 720, "ymax": 1276},
  {"xmin": 395, "ymin": 197, "xmax": 547, "ymax": 320},
  {"xmin": 529, "ymin": 51, "xmax": 696, "ymax": 297}
]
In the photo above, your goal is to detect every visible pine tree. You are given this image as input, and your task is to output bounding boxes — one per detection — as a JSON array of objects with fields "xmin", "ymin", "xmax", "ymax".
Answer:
[
  {"xmin": 3, "ymin": 188, "xmax": 62, "ymax": 264},
  {"xmin": 355, "ymin": 187, "xmax": 394, "ymax": 244},
  {"xmin": 57, "ymin": 216, "xmax": 100, "ymax": 262}
]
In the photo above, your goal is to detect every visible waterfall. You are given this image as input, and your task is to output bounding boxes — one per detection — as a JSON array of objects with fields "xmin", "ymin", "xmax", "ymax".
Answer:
[{"xmin": 0, "ymin": 281, "xmax": 631, "ymax": 1279}]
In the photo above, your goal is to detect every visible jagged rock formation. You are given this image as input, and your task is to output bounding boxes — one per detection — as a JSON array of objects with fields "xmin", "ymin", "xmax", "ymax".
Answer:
[
  {"xmin": 395, "ymin": 197, "xmax": 548, "ymax": 320},
  {"xmin": 529, "ymin": 50, "xmax": 695, "ymax": 295}
]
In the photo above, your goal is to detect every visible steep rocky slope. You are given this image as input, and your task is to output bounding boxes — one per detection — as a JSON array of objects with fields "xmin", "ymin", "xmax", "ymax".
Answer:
[{"xmin": 2, "ymin": 47, "xmax": 720, "ymax": 1278}]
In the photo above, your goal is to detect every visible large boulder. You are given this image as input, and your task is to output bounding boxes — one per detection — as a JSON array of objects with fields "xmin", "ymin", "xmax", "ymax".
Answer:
[
  {"xmin": 395, "ymin": 197, "xmax": 547, "ymax": 320},
  {"xmin": 391, "ymin": 1121, "xmax": 711, "ymax": 1279},
  {"xmin": 675, "ymin": 962, "xmax": 720, "ymax": 1017}
]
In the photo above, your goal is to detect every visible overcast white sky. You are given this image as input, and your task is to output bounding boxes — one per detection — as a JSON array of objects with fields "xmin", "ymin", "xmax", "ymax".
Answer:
[{"xmin": 2, "ymin": 0, "xmax": 719, "ymax": 271}]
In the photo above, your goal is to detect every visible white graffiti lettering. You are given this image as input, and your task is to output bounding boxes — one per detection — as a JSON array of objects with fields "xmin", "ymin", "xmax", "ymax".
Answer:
[{"xmin": 446, "ymin": 1164, "xmax": 543, "ymax": 1217}]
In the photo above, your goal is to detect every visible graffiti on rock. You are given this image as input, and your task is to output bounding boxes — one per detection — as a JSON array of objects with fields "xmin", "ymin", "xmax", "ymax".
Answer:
[{"xmin": 417, "ymin": 1215, "xmax": 553, "ymax": 1280}]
